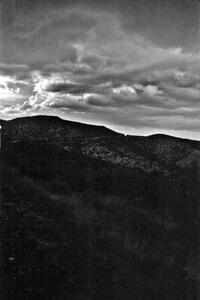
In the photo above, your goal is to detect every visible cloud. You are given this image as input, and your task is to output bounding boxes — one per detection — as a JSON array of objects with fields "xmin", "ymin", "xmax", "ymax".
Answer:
[
  {"xmin": 112, "ymin": 85, "xmax": 136, "ymax": 96},
  {"xmin": 47, "ymin": 99, "xmax": 90, "ymax": 113},
  {"xmin": 45, "ymin": 82, "xmax": 90, "ymax": 94},
  {"xmin": 0, "ymin": 7, "xmax": 200, "ymax": 136}
]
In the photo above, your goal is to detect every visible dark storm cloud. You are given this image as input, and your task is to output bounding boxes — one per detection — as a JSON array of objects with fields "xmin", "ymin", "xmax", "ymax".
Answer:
[{"xmin": 45, "ymin": 82, "xmax": 90, "ymax": 94}]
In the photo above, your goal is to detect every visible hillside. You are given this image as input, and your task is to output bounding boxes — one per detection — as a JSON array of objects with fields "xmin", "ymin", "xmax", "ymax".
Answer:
[
  {"xmin": 1, "ymin": 115, "xmax": 200, "ymax": 171},
  {"xmin": 1, "ymin": 116, "xmax": 200, "ymax": 299}
]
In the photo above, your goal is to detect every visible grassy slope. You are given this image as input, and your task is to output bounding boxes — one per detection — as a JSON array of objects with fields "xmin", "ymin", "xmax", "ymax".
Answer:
[{"xmin": 1, "ymin": 141, "xmax": 200, "ymax": 300}]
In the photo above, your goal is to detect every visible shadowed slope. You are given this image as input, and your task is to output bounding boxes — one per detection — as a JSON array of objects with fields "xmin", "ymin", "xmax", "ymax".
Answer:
[{"xmin": 1, "ymin": 116, "xmax": 200, "ymax": 299}]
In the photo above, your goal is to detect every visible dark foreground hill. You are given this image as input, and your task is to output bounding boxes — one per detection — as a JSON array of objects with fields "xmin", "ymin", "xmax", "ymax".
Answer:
[{"xmin": 1, "ymin": 116, "xmax": 200, "ymax": 299}]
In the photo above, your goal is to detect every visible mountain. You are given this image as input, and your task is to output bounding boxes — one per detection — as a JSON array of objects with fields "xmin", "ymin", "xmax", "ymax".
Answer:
[
  {"xmin": 1, "ymin": 116, "xmax": 200, "ymax": 299},
  {"xmin": 1, "ymin": 115, "xmax": 200, "ymax": 171},
  {"xmin": 1, "ymin": 115, "xmax": 117, "ymax": 141}
]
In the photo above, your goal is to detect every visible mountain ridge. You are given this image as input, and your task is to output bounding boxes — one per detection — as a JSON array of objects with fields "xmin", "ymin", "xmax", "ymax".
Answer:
[
  {"xmin": 1, "ymin": 115, "xmax": 200, "ymax": 172},
  {"xmin": 0, "ymin": 115, "xmax": 199, "ymax": 143}
]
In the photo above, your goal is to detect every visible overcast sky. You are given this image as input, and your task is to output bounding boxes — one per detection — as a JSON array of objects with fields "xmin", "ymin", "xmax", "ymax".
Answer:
[{"xmin": 0, "ymin": 0, "xmax": 200, "ymax": 139}]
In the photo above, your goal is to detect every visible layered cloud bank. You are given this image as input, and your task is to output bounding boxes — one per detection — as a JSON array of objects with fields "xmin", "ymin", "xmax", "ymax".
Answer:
[{"xmin": 0, "ymin": 4, "xmax": 199, "ymax": 138}]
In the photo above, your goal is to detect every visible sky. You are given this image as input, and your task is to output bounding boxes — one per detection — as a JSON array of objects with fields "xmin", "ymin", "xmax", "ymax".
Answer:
[{"xmin": 0, "ymin": 0, "xmax": 200, "ymax": 139}]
